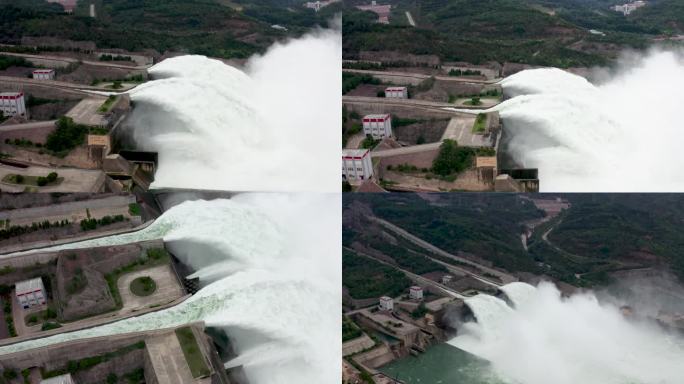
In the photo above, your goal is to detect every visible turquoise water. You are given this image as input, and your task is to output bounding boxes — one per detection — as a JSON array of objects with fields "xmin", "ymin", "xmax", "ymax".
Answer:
[{"xmin": 380, "ymin": 343, "xmax": 507, "ymax": 384}]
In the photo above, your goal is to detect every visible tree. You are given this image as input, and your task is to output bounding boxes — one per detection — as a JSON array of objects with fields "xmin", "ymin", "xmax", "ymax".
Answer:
[
  {"xmin": 15, "ymin": 174, "xmax": 24, "ymax": 184},
  {"xmin": 342, "ymin": 181, "xmax": 352, "ymax": 192},
  {"xmin": 432, "ymin": 139, "xmax": 475, "ymax": 176},
  {"xmin": 47, "ymin": 172, "xmax": 58, "ymax": 182},
  {"xmin": 106, "ymin": 373, "xmax": 118, "ymax": 384},
  {"xmin": 37, "ymin": 176, "xmax": 48, "ymax": 186}
]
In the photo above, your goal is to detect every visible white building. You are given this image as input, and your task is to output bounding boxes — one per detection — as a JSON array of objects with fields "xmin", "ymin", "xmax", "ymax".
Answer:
[
  {"xmin": 385, "ymin": 86, "xmax": 408, "ymax": 99},
  {"xmin": 0, "ymin": 92, "xmax": 26, "ymax": 118},
  {"xmin": 379, "ymin": 296, "xmax": 394, "ymax": 311},
  {"xmin": 16, "ymin": 277, "xmax": 46, "ymax": 309},
  {"xmin": 40, "ymin": 374, "xmax": 75, "ymax": 384},
  {"xmin": 441, "ymin": 275, "xmax": 453, "ymax": 285},
  {"xmin": 409, "ymin": 286, "xmax": 423, "ymax": 300},
  {"xmin": 362, "ymin": 114, "xmax": 392, "ymax": 139},
  {"xmin": 32, "ymin": 69, "xmax": 56, "ymax": 80},
  {"xmin": 342, "ymin": 149, "xmax": 373, "ymax": 181}
]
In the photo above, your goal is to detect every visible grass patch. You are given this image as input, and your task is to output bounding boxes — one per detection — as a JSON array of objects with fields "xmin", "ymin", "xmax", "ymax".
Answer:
[
  {"xmin": 129, "ymin": 276, "xmax": 156, "ymax": 297},
  {"xmin": 128, "ymin": 203, "xmax": 142, "ymax": 216},
  {"xmin": 97, "ymin": 95, "xmax": 118, "ymax": 113},
  {"xmin": 175, "ymin": 327, "xmax": 211, "ymax": 378},
  {"xmin": 24, "ymin": 307, "xmax": 58, "ymax": 327},
  {"xmin": 472, "ymin": 113, "xmax": 487, "ymax": 133}
]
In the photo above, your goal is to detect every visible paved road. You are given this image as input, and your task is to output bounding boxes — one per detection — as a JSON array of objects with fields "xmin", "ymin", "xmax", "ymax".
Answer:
[
  {"xmin": 372, "ymin": 217, "xmax": 518, "ymax": 285},
  {"xmin": 405, "ymin": 11, "xmax": 416, "ymax": 26},
  {"xmin": 0, "ymin": 75, "xmax": 137, "ymax": 94},
  {"xmin": 343, "ymin": 96, "xmax": 491, "ymax": 115},
  {"xmin": 343, "ymin": 68, "xmax": 502, "ymax": 85},
  {"xmin": 0, "ymin": 120, "xmax": 56, "ymax": 132},
  {"xmin": 371, "ymin": 142, "xmax": 441, "ymax": 157},
  {"xmin": 65, "ymin": 97, "xmax": 108, "ymax": 126},
  {"xmin": 1, "ymin": 52, "xmax": 151, "ymax": 71},
  {"xmin": 345, "ymin": 132, "xmax": 365, "ymax": 150}
]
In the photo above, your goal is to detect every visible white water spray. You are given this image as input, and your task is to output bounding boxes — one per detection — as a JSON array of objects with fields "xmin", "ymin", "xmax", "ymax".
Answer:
[
  {"xmin": 495, "ymin": 50, "xmax": 684, "ymax": 192},
  {"xmin": 450, "ymin": 282, "xmax": 684, "ymax": 384},
  {"xmin": 125, "ymin": 26, "xmax": 341, "ymax": 192},
  {"xmin": 0, "ymin": 194, "xmax": 342, "ymax": 384}
]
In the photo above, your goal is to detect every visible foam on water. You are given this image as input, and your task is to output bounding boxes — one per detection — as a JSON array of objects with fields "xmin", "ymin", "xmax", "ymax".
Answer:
[
  {"xmin": 495, "ymin": 51, "xmax": 684, "ymax": 192},
  {"xmin": 449, "ymin": 282, "xmax": 684, "ymax": 384},
  {"xmin": 0, "ymin": 194, "xmax": 342, "ymax": 384},
  {"xmin": 124, "ymin": 26, "xmax": 341, "ymax": 192}
]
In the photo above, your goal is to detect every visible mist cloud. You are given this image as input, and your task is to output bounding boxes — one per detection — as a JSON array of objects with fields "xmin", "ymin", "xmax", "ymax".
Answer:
[
  {"xmin": 124, "ymin": 24, "xmax": 341, "ymax": 192},
  {"xmin": 497, "ymin": 50, "xmax": 684, "ymax": 192}
]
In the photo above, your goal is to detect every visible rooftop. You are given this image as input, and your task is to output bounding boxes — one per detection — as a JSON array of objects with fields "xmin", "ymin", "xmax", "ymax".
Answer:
[
  {"xmin": 16, "ymin": 277, "xmax": 44, "ymax": 295},
  {"xmin": 40, "ymin": 374, "xmax": 75, "ymax": 384},
  {"xmin": 342, "ymin": 149, "xmax": 370, "ymax": 158},
  {"xmin": 363, "ymin": 114, "xmax": 391, "ymax": 120}
]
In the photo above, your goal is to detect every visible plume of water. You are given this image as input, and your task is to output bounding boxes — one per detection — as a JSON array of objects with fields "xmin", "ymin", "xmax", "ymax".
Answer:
[
  {"xmin": 0, "ymin": 194, "xmax": 342, "ymax": 384},
  {"xmin": 123, "ymin": 26, "xmax": 341, "ymax": 192},
  {"xmin": 495, "ymin": 50, "xmax": 684, "ymax": 192},
  {"xmin": 450, "ymin": 282, "xmax": 684, "ymax": 384}
]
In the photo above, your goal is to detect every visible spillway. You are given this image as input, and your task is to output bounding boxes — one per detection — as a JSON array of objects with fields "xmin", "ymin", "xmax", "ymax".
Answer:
[
  {"xmin": 449, "ymin": 282, "xmax": 684, "ymax": 384},
  {"xmin": 0, "ymin": 194, "xmax": 342, "ymax": 384},
  {"xmin": 495, "ymin": 50, "xmax": 684, "ymax": 192},
  {"xmin": 122, "ymin": 26, "xmax": 341, "ymax": 193}
]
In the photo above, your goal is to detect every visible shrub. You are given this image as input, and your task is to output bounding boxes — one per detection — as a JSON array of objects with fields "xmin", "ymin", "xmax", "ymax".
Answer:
[
  {"xmin": 37, "ymin": 177, "xmax": 48, "ymax": 186},
  {"xmin": 15, "ymin": 175, "xmax": 24, "ymax": 184},
  {"xmin": 47, "ymin": 172, "xmax": 58, "ymax": 182}
]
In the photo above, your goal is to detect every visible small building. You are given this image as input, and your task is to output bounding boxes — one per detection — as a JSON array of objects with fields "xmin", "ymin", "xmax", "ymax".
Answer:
[
  {"xmin": 0, "ymin": 92, "xmax": 26, "ymax": 118},
  {"xmin": 441, "ymin": 275, "xmax": 453, "ymax": 285},
  {"xmin": 362, "ymin": 114, "xmax": 392, "ymax": 139},
  {"xmin": 87, "ymin": 134, "xmax": 112, "ymax": 161},
  {"xmin": 40, "ymin": 373, "xmax": 75, "ymax": 384},
  {"xmin": 15, "ymin": 277, "xmax": 46, "ymax": 309},
  {"xmin": 342, "ymin": 149, "xmax": 373, "ymax": 182},
  {"xmin": 379, "ymin": 296, "xmax": 393, "ymax": 311},
  {"xmin": 32, "ymin": 69, "xmax": 56, "ymax": 80},
  {"xmin": 385, "ymin": 86, "xmax": 408, "ymax": 99},
  {"xmin": 409, "ymin": 286, "xmax": 423, "ymax": 300}
]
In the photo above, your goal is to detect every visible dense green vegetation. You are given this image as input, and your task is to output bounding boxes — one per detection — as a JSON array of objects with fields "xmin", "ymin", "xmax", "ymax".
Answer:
[
  {"xmin": 0, "ymin": 0, "xmax": 329, "ymax": 60},
  {"xmin": 345, "ymin": 194, "xmax": 684, "ymax": 287},
  {"xmin": 342, "ymin": 316, "xmax": 363, "ymax": 342},
  {"xmin": 79, "ymin": 214, "xmax": 126, "ymax": 231},
  {"xmin": 360, "ymin": 232, "xmax": 446, "ymax": 274},
  {"xmin": 431, "ymin": 139, "xmax": 475, "ymax": 177},
  {"xmin": 0, "ymin": 54, "xmax": 32, "ymax": 70},
  {"xmin": 346, "ymin": 194, "xmax": 544, "ymax": 274},
  {"xmin": 343, "ymin": 72, "xmax": 380, "ymax": 94},
  {"xmin": 45, "ymin": 117, "xmax": 89, "ymax": 155},
  {"xmin": 343, "ymin": 0, "xmax": 684, "ymax": 68},
  {"xmin": 0, "ymin": 219, "xmax": 70, "ymax": 240},
  {"xmin": 343, "ymin": 249, "xmax": 410, "ymax": 299}
]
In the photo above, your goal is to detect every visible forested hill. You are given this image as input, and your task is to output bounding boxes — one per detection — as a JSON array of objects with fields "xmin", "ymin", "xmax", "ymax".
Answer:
[
  {"xmin": 0, "ymin": 0, "xmax": 340, "ymax": 59},
  {"xmin": 344, "ymin": 0, "xmax": 684, "ymax": 68}
]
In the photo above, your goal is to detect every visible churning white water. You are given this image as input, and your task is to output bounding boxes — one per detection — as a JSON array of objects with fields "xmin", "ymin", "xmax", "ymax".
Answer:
[
  {"xmin": 449, "ymin": 282, "xmax": 684, "ymax": 384},
  {"xmin": 124, "ymin": 26, "xmax": 341, "ymax": 192},
  {"xmin": 496, "ymin": 50, "xmax": 684, "ymax": 192},
  {"xmin": 0, "ymin": 194, "xmax": 342, "ymax": 384}
]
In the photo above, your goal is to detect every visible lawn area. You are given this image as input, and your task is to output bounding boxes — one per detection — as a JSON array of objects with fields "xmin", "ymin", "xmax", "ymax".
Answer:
[
  {"xmin": 2, "ymin": 174, "xmax": 63, "ymax": 187},
  {"xmin": 175, "ymin": 327, "xmax": 211, "ymax": 378},
  {"xmin": 128, "ymin": 203, "xmax": 142, "ymax": 216},
  {"xmin": 129, "ymin": 276, "xmax": 156, "ymax": 297},
  {"xmin": 472, "ymin": 113, "xmax": 487, "ymax": 133},
  {"xmin": 97, "ymin": 95, "xmax": 118, "ymax": 113}
]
